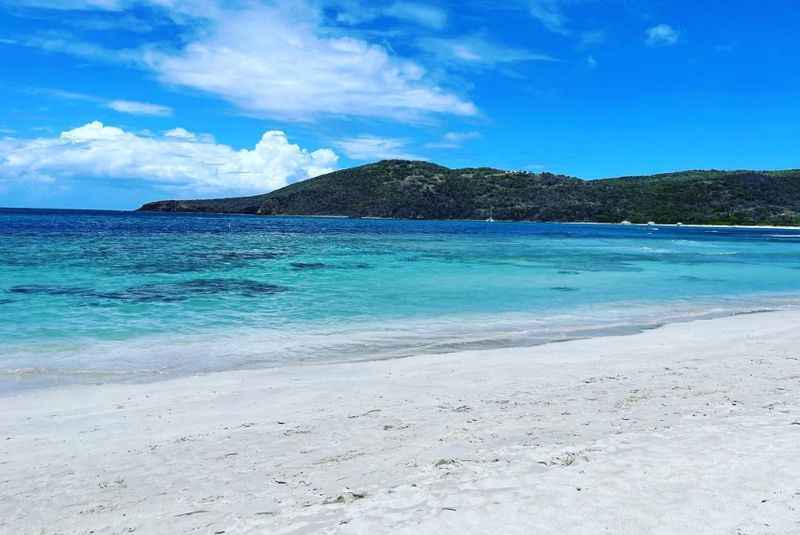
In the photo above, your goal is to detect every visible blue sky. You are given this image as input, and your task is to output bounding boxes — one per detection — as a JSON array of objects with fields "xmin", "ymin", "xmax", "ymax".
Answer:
[{"xmin": 1, "ymin": 0, "xmax": 799, "ymax": 209}]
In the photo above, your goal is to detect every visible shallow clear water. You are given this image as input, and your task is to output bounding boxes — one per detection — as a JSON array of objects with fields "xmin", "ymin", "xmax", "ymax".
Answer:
[{"xmin": 3, "ymin": 208, "xmax": 800, "ymax": 391}]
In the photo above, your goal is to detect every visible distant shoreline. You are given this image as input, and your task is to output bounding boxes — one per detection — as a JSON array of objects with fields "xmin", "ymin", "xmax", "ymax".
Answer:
[
  {"xmin": 4, "ymin": 207, "xmax": 800, "ymax": 229},
  {"xmin": 561, "ymin": 220, "xmax": 800, "ymax": 230}
]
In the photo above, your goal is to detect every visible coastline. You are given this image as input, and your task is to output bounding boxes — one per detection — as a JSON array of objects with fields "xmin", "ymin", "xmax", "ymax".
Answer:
[
  {"xmin": 7, "ymin": 207, "xmax": 800, "ymax": 229},
  {"xmin": 3, "ymin": 310, "xmax": 800, "ymax": 533},
  {"xmin": 560, "ymin": 220, "xmax": 800, "ymax": 230}
]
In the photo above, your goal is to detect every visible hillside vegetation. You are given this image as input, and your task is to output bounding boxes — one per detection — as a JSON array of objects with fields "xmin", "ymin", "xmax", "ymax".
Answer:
[{"xmin": 138, "ymin": 160, "xmax": 800, "ymax": 225}]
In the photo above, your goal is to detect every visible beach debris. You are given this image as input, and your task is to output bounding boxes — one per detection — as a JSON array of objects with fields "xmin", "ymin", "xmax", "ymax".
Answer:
[
  {"xmin": 434, "ymin": 458, "xmax": 459, "ymax": 467},
  {"xmin": 347, "ymin": 409, "xmax": 381, "ymax": 419},
  {"xmin": 538, "ymin": 451, "xmax": 589, "ymax": 467},
  {"xmin": 442, "ymin": 507, "xmax": 457, "ymax": 511},
  {"xmin": 175, "ymin": 510, "xmax": 208, "ymax": 517},
  {"xmin": 437, "ymin": 404, "xmax": 472, "ymax": 413},
  {"xmin": 324, "ymin": 491, "xmax": 366, "ymax": 505},
  {"xmin": 282, "ymin": 426, "xmax": 311, "ymax": 436}
]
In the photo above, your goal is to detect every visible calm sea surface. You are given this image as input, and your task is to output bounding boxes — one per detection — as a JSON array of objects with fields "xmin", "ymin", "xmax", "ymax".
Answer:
[{"xmin": 3, "ymin": 208, "xmax": 800, "ymax": 392}]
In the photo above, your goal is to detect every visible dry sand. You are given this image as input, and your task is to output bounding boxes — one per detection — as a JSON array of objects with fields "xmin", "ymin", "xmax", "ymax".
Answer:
[{"xmin": 2, "ymin": 311, "xmax": 799, "ymax": 534}]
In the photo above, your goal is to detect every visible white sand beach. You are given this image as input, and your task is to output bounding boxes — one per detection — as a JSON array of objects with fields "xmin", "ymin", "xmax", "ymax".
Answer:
[{"xmin": 2, "ymin": 311, "xmax": 800, "ymax": 534}]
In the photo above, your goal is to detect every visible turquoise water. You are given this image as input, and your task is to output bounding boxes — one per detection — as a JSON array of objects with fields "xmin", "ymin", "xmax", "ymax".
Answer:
[{"xmin": 3, "ymin": 208, "xmax": 800, "ymax": 391}]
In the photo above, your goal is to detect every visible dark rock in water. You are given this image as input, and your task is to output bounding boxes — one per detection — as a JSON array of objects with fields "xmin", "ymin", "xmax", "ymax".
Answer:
[
  {"xmin": 176, "ymin": 278, "xmax": 287, "ymax": 297},
  {"xmin": 290, "ymin": 262, "xmax": 328, "ymax": 270},
  {"xmin": 7, "ymin": 279, "xmax": 287, "ymax": 303},
  {"xmin": 550, "ymin": 286, "xmax": 579, "ymax": 292},
  {"xmin": 8, "ymin": 285, "xmax": 97, "ymax": 297},
  {"xmin": 124, "ymin": 279, "xmax": 287, "ymax": 301},
  {"xmin": 129, "ymin": 250, "xmax": 281, "ymax": 275}
]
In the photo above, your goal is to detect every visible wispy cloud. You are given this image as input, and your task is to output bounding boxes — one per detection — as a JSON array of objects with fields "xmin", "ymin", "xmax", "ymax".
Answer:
[
  {"xmin": 384, "ymin": 2, "xmax": 447, "ymax": 29},
  {"xmin": 334, "ymin": 1, "xmax": 447, "ymax": 29},
  {"xmin": 7, "ymin": 0, "xmax": 129, "ymax": 10},
  {"xmin": 30, "ymin": 88, "xmax": 173, "ymax": 117},
  {"xmin": 645, "ymin": 24, "xmax": 680, "ymax": 46},
  {"xmin": 427, "ymin": 131, "xmax": 480, "ymax": 149},
  {"xmin": 417, "ymin": 34, "xmax": 556, "ymax": 67},
  {"xmin": 106, "ymin": 100, "xmax": 172, "ymax": 116},
  {"xmin": 529, "ymin": 0, "xmax": 571, "ymax": 35},
  {"xmin": 334, "ymin": 135, "xmax": 423, "ymax": 161},
  {"xmin": 578, "ymin": 29, "xmax": 605, "ymax": 48},
  {"xmin": 0, "ymin": 121, "xmax": 337, "ymax": 194},
  {"xmin": 13, "ymin": 31, "xmax": 139, "ymax": 64}
]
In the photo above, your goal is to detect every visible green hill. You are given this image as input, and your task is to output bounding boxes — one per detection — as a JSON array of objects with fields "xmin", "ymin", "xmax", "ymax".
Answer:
[{"xmin": 137, "ymin": 160, "xmax": 800, "ymax": 225}]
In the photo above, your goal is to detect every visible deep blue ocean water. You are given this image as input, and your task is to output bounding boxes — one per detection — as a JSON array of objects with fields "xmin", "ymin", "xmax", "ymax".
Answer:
[{"xmin": 3, "ymin": 208, "xmax": 800, "ymax": 392}]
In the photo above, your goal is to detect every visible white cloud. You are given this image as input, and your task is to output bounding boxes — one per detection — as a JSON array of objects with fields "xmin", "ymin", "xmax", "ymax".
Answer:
[
  {"xmin": 30, "ymin": 88, "xmax": 173, "ymax": 117},
  {"xmin": 0, "ymin": 121, "xmax": 338, "ymax": 194},
  {"xmin": 427, "ymin": 131, "xmax": 480, "ymax": 149},
  {"xmin": 163, "ymin": 127, "xmax": 195, "ymax": 140},
  {"xmin": 418, "ymin": 35, "xmax": 556, "ymax": 67},
  {"xmin": 384, "ymin": 2, "xmax": 447, "ymax": 29},
  {"xmin": 578, "ymin": 29, "xmax": 606, "ymax": 47},
  {"xmin": 106, "ymin": 99, "xmax": 173, "ymax": 116},
  {"xmin": 8, "ymin": 1, "xmax": 475, "ymax": 122},
  {"xmin": 142, "ymin": 3, "xmax": 475, "ymax": 122},
  {"xmin": 645, "ymin": 24, "xmax": 680, "ymax": 46},
  {"xmin": 8, "ymin": 0, "xmax": 128, "ymax": 9},
  {"xmin": 333, "ymin": 1, "xmax": 446, "ymax": 29},
  {"xmin": 334, "ymin": 135, "xmax": 423, "ymax": 161},
  {"xmin": 18, "ymin": 32, "xmax": 139, "ymax": 64},
  {"xmin": 529, "ymin": 0, "xmax": 571, "ymax": 35}
]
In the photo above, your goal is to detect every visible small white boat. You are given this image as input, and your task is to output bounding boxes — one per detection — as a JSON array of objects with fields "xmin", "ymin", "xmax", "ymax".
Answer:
[
  {"xmin": 486, "ymin": 217, "xmax": 495, "ymax": 223},
  {"xmin": 620, "ymin": 220, "xmax": 632, "ymax": 225}
]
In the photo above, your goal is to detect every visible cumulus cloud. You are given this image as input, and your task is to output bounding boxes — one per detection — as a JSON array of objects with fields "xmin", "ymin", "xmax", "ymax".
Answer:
[
  {"xmin": 0, "ymin": 121, "xmax": 338, "ymax": 194},
  {"xmin": 334, "ymin": 135, "xmax": 423, "ymax": 161},
  {"xmin": 106, "ymin": 99, "xmax": 173, "ymax": 116},
  {"xmin": 141, "ymin": 4, "xmax": 475, "ymax": 122},
  {"xmin": 645, "ymin": 24, "xmax": 680, "ymax": 46}
]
